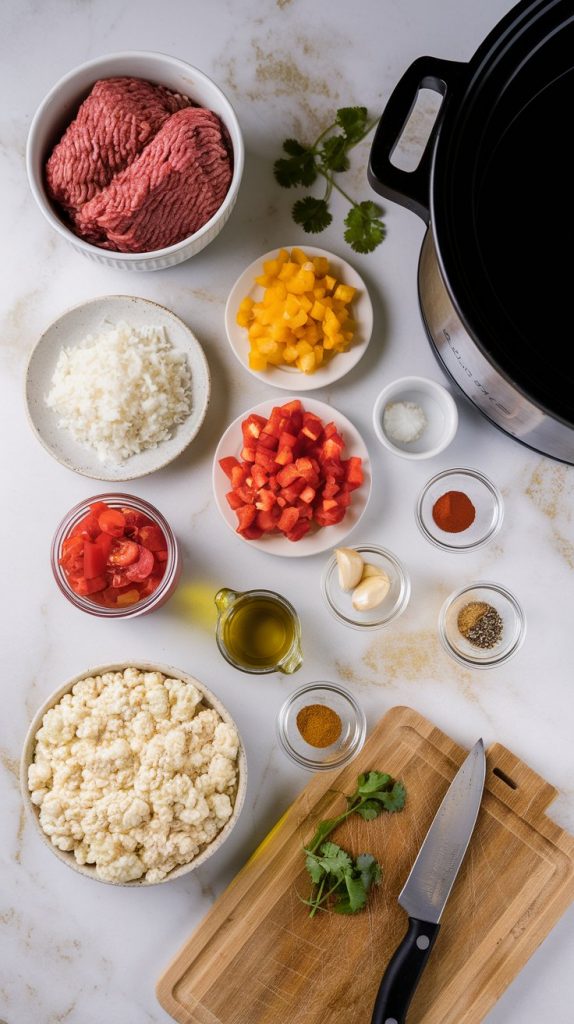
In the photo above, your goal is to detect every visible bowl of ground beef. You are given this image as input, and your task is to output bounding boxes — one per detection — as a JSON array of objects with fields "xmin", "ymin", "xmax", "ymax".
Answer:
[{"xmin": 26, "ymin": 52, "xmax": 244, "ymax": 270}]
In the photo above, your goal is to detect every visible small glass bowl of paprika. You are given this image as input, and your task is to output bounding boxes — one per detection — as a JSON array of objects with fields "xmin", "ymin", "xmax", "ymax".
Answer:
[
  {"xmin": 51, "ymin": 493, "xmax": 181, "ymax": 618},
  {"xmin": 276, "ymin": 682, "xmax": 366, "ymax": 771},
  {"xmin": 415, "ymin": 468, "xmax": 504, "ymax": 551}
]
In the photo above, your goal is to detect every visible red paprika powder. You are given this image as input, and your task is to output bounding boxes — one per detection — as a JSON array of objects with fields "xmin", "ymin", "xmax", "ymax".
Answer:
[{"xmin": 432, "ymin": 490, "xmax": 476, "ymax": 533}]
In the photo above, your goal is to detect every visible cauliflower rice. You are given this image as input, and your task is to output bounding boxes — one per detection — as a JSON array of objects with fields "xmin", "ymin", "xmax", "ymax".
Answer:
[
  {"xmin": 27, "ymin": 668, "xmax": 240, "ymax": 883},
  {"xmin": 45, "ymin": 321, "xmax": 192, "ymax": 463}
]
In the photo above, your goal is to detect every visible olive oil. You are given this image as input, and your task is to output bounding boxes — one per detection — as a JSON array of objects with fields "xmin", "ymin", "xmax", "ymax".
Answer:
[{"xmin": 222, "ymin": 595, "xmax": 295, "ymax": 670}]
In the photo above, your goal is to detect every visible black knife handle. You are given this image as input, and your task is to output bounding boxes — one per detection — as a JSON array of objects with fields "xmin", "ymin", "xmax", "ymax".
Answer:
[{"xmin": 370, "ymin": 917, "xmax": 440, "ymax": 1024}]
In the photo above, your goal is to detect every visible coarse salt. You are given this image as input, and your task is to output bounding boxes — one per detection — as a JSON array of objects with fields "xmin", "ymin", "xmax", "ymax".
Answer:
[
  {"xmin": 45, "ymin": 321, "xmax": 192, "ymax": 463},
  {"xmin": 383, "ymin": 400, "xmax": 427, "ymax": 444}
]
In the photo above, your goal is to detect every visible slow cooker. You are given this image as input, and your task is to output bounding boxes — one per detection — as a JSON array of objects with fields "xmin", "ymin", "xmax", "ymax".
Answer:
[{"xmin": 368, "ymin": 0, "xmax": 574, "ymax": 463}]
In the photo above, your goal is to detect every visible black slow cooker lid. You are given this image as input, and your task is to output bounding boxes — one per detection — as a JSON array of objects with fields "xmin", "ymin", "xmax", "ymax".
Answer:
[{"xmin": 432, "ymin": 0, "xmax": 574, "ymax": 425}]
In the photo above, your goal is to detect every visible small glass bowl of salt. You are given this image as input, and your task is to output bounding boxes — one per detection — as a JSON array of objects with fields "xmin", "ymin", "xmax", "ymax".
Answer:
[{"xmin": 372, "ymin": 375, "xmax": 458, "ymax": 459}]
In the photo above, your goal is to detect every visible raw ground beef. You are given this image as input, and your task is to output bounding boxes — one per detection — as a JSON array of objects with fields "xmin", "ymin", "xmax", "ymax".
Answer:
[
  {"xmin": 75, "ymin": 107, "xmax": 233, "ymax": 252},
  {"xmin": 45, "ymin": 77, "xmax": 191, "ymax": 214},
  {"xmin": 44, "ymin": 76, "xmax": 233, "ymax": 252}
]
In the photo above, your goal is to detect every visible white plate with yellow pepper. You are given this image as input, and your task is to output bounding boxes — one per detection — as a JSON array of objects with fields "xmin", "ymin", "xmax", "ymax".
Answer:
[{"xmin": 224, "ymin": 245, "xmax": 374, "ymax": 390}]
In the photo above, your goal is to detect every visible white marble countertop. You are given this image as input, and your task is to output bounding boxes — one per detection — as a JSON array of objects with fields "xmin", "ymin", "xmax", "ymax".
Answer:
[{"xmin": 1, "ymin": 1, "xmax": 573, "ymax": 1021}]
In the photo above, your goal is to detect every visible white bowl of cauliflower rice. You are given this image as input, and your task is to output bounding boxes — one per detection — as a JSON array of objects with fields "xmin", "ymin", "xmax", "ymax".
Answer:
[{"xmin": 21, "ymin": 663, "xmax": 247, "ymax": 885}]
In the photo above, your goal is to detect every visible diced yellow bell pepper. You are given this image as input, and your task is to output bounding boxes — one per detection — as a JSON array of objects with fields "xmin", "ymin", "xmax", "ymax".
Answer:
[
  {"xmin": 249, "ymin": 351, "xmax": 268, "ymax": 371},
  {"xmin": 334, "ymin": 283, "xmax": 356, "ymax": 304},
  {"xmin": 298, "ymin": 351, "xmax": 316, "ymax": 373},
  {"xmin": 283, "ymin": 345, "xmax": 299, "ymax": 363},
  {"xmin": 312, "ymin": 257, "xmax": 329, "ymax": 276},
  {"xmin": 240, "ymin": 247, "xmax": 358, "ymax": 376},
  {"xmin": 291, "ymin": 247, "xmax": 308, "ymax": 265}
]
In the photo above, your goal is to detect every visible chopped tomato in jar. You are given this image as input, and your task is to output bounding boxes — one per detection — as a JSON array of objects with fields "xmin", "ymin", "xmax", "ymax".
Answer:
[{"xmin": 59, "ymin": 499, "xmax": 169, "ymax": 608}]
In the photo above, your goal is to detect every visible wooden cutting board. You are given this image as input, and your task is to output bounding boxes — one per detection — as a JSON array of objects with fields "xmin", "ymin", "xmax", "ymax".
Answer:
[{"xmin": 157, "ymin": 706, "xmax": 574, "ymax": 1024}]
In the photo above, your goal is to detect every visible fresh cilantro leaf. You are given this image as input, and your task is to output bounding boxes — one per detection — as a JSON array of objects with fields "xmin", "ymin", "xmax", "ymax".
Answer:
[
  {"xmin": 283, "ymin": 138, "xmax": 307, "ymax": 156},
  {"xmin": 378, "ymin": 780, "xmax": 407, "ymax": 813},
  {"xmin": 274, "ymin": 149, "xmax": 317, "ymax": 188},
  {"xmin": 356, "ymin": 853, "xmax": 382, "ymax": 891},
  {"xmin": 320, "ymin": 135, "xmax": 350, "ymax": 173},
  {"xmin": 357, "ymin": 771, "xmax": 393, "ymax": 796},
  {"xmin": 336, "ymin": 106, "xmax": 368, "ymax": 143},
  {"xmin": 292, "ymin": 196, "xmax": 333, "ymax": 233},
  {"xmin": 305, "ymin": 853, "xmax": 326, "ymax": 884},
  {"xmin": 354, "ymin": 799, "xmax": 382, "ymax": 821},
  {"xmin": 344, "ymin": 201, "xmax": 386, "ymax": 253},
  {"xmin": 316, "ymin": 842, "xmax": 352, "ymax": 878},
  {"xmin": 302, "ymin": 769, "xmax": 404, "ymax": 916},
  {"xmin": 333, "ymin": 873, "xmax": 368, "ymax": 914}
]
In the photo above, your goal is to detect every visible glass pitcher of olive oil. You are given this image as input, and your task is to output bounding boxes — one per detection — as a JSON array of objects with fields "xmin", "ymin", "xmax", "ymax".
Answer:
[{"xmin": 215, "ymin": 588, "xmax": 303, "ymax": 674}]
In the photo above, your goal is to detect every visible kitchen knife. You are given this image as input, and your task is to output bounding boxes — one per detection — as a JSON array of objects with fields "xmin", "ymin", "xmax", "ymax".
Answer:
[{"xmin": 371, "ymin": 738, "xmax": 486, "ymax": 1024}]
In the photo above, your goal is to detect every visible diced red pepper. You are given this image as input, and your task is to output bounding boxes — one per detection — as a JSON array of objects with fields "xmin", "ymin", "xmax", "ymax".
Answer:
[
  {"xmin": 275, "ymin": 446, "xmax": 294, "ymax": 466},
  {"xmin": 255, "ymin": 489, "xmax": 276, "ymax": 511},
  {"xmin": 226, "ymin": 489, "xmax": 244, "ymax": 510},
  {"xmin": 278, "ymin": 507, "xmax": 299, "ymax": 533},
  {"xmin": 251, "ymin": 465, "xmax": 269, "ymax": 489},
  {"xmin": 286, "ymin": 520, "xmax": 311, "ymax": 542},
  {"xmin": 279, "ymin": 400, "xmax": 302, "ymax": 416},
  {"xmin": 299, "ymin": 485, "xmax": 316, "ymax": 504},
  {"xmin": 346, "ymin": 456, "xmax": 364, "ymax": 489},
  {"xmin": 301, "ymin": 412, "xmax": 323, "ymax": 441},
  {"xmin": 236, "ymin": 505, "xmax": 257, "ymax": 532},
  {"xmin": 241, "ymin": 445, "xmax": 256, "ymax": 463},
  {"xmin": 257, "ymin": 432, "xmax": 279, "ymax": 451},
  {"xmin": 276, "ymin": 464, "xmax": 301, "ymax": 487},
  {"xmin": 242, "ymin": 413, "xmax": 267, "ymax": 442},
  {"xmin": 219, "ymin": 402, "xmax": 364, "ymax": 543},
  {"xmin": 256, "ymin": 508, "xmax": 279, "ymax": 531},
  {"xmin": 219, "ymin": 456, "xmax": 241, "ymax": 479}
]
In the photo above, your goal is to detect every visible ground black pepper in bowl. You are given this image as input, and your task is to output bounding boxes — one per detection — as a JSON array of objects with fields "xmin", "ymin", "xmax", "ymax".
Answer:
[{"xmin": 457, "ymin": 601, "xmax": 503, "ymax": 649}]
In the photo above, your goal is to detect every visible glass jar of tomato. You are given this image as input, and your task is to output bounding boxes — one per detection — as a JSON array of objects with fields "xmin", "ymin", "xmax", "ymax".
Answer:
[{"xmin": 51, "ymin": 494, "xmax": 181, "ymax": 618}]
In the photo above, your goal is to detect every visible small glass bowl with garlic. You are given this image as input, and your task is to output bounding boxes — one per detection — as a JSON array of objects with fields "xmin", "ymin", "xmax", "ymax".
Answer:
[{"xmin": 321, "ymin": 544, "xmax": 411, "ymax": 629}]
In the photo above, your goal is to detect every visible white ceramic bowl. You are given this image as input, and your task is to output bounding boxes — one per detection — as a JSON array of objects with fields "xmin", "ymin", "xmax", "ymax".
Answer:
[
  {"xmin": 225, "ymin": 246, "xmax": 374, "ymax": 390},
  {"xmin": 25, "ymin": 295, "xmax": 211, "ymax": 480},
  {"xmin": 21, "ymin": 662, "xmax": 247, "ymax": 885},
  {"xmin": 212, "ymin": 396, "xmax": 371, "ymax": 557},
  {"xmin": 26, "ymin": 52, "xmax": 244, "ymax": 271},
  {"xmin": 372, "ymin": 375, "xmax": 458, "ymax": 459}
]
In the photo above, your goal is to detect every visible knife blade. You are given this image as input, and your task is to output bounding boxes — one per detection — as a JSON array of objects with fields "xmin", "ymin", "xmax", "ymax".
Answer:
[{"xmin": 371, "ymin": 738, "xmax": 486, "ymax": 1024}]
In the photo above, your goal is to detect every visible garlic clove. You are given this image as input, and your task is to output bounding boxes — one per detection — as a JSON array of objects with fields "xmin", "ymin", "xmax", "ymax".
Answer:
[
  {"xmin": 351, "ymin": 571, "xmax": 391, "ymax": 611},
  {"xmin": 335, "ymin": 547, "xmax": 364, "ymax": 590},
  {"xmin": 361, "ymin": 563, "xmax": 385, "ymax": 580}
]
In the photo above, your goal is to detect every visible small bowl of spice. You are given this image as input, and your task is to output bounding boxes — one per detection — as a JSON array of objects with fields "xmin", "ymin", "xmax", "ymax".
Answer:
[
  {"xmin": 372, "ymin": 375, "xmax": 458, "ymax": 459},
  {"xmin": 277, "ymin": 682, "xmax": 366, "ymax": 770},
  {"xmin": 439, "ymin": 581, "xmax": 526, "ymax": 668},
  {"xmin": 416, "ymin": 467, "xmax": 504, "ymax": 551}
]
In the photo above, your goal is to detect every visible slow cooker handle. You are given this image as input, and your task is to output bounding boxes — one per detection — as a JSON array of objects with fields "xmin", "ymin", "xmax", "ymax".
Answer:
[{"xmin": 368, "ymin": 56, "xmax": 466, "ymax": 223}]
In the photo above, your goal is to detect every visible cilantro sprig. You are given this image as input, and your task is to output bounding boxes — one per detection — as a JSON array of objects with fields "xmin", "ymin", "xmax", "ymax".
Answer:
[
  {"xmin": 274, "ymin": 107, "xmax": 386, "ymax": 254},
  {"xmin": 302, "ymin": 771, "xmax": 406, "ymax": 917}
]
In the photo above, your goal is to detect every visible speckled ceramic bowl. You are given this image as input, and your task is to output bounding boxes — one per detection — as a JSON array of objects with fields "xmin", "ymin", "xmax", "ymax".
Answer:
[
  {"xmin": 21, "ymin": 662, "xmax": 247, "ymax": 886},
  {"xmin": 26, "ymin": 52, "xmax": 244, "ymax": 270}
]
